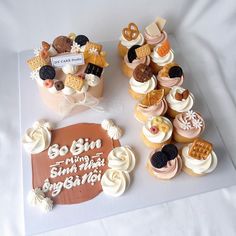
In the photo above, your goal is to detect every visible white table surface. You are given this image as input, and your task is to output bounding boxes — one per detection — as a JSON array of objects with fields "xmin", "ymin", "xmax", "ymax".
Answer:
[{"xmin": 1, "ymin": 0, "xmax": 236, "ymax": 235}]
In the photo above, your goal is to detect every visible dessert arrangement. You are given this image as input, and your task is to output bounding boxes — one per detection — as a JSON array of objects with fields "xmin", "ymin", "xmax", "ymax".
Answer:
[
  {"xmin": 27, "ymin": 33, "xmax": 108, "ymax": 116},
  {"xmin": 117, "ymin": 16, "xmax": 218, "ymax": 180},
  {"xmin": 22, "ymin": 18, "xmax": 219, "ymax": 216},
  {"xmin": 22, "ymin": 119, "xmax": 136, "ymax": 212}
]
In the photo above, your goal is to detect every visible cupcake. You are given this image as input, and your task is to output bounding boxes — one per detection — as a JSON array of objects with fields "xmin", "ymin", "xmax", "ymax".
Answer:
[
  {"xmin": 141, "ymin": 116, "xmax": 173, "ymax": 149},
  {"xmin": 157, "ymin": 63, "xmax": 184, "ymax": 95},
  {"xmin": 27, "ymin": 34, "xmax": 108, "ymax": 117},
  {"xmin": 166, "ymin": 86, "xmax": 194, "ymax": 118},
  {"xmin": 122, "ymin": 45, "xmax": 150, "ymax": 78},
  {"xmin": 135, "ymin": 89, "xmax": 168, "ymax": 123},
  {"xmin": 118, "ymin": 22, "xmax": 145, "ymax": 58},
  {"xmin": 144, "ymin": 16, "xmax": 168, "ymax": 50},
  {"xmin": 150, "ymin": 40, "xmax": 174, "ymax": 74},
  {"xmin": 173, "ymin": 110, "xmax": 205, "ymax": 143},
  {"xmin": 147, "ymin": 144, "xmax": 182, "ymax": 180},
  {"xmin": 129, "ymin": 64, "xmax": 157, "ymax": 100},
  {"xmin": 181, "ymin": 138, "xmax": 217, "ymax": 176}
]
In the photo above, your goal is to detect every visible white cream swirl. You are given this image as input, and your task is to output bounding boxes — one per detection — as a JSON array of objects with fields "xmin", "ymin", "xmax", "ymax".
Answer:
[
  {"xmin": 101, "ymin": 119, "xmax": 114, "ymax": 131},
  {"xmin": 22, "ymin": 121, "xmax": 52, "ymax": 154},
  {"xmin": 142, "ymin": 116, "xmax": 173, "ymax": 143},
  {"xmin": 62, "ymin": 64, "xmax": 78, "ymax": 74},
  {"xmin": 27, "ymin": 188, "xmax": 45, "ymax": 206},
  {"xmin": 107, "ymin": 126, "xmax": 123, "ymax": 140},
  {"xmin": 151, "ymin": 49, "xmax": 174, "ymax": 66},
  {"xmin": 120, "ymin": 33, "xmax": 144, "ymax": 48},
  {"xmin": 85, "ymin": 74, "xmax": 100, "ymax": 87},
  {"xmin": 108, "ymin": 146, "xmax": 136, "ymax": 173},
  {"xmin": 182, "ymin": 144, "xmax": 217, "ymax": 174},
  {"xmin": 101, "ymin": 169, "xmax": 130, "ymax": 197},
  {"xmin": 39, "ymin": 197, "xmax": 53, "ymax": 213},
  {"xmin": 129, "ymin": 75, "xmax": 157, "ymax": 94},
  {"xmin": 166, "ymin": 86, "xmax": 194, "ymax": 112}
]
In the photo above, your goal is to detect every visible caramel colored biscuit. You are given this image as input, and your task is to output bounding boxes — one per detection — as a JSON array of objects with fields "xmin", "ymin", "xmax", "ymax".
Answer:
[
  {"xmin": 157, "ymin": 39, "xmax": 171, "ymax": 57},
  {"xmin": 135, "ymin": 44, "xmax": 151, "ymax": 59},
  {"xmin": 85, "ymin": 42, "xmax": 102, "ymax": 53},
  {"xmin": 27, "ymin": 55, "xmax": 48, "ymax": 71},
  {"xmin": 141, "ymin": 89, "xmax": 165, "ymax": 106},
  {"xmin": 65, "ymin": 74, "xmax": 84, "ymax": 91},
  {"xmin": 188, "ymin": 138, "xmax": 213, "ymax": 160},
  {"xmin": 122, "ymin": 23, "xmax": 139, "ymax": 41}
]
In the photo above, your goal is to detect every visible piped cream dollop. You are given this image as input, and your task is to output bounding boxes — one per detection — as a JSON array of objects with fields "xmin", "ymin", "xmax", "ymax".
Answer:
[
  {"xmin": 108, "ymin": 146, "xmax": 135, "ymax": 173},
  {"xmin": 101, "ymin": 169, "xmax": 130, "ymax": 197},
  {"xmin": 22, "ymin": 121, "xmax": 52, "ymax": 154}
]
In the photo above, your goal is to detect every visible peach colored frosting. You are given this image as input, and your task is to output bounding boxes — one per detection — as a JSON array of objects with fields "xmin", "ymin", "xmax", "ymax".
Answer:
[
  {"xmin": 173, "ymin": 111, "xmax": 205, "ymax": 139},
  {"xmin": 124, "ymin": 54, "xmax": 150, "ymax": 70},
  {"xmin": 137, "ymin": 98, "xmax": 168, "ymax": 117},
  {"xmin": 144, "ymin": 31, "xmax": 167, "ymax": 45},
  {"xmin": 158, "ymin": 75, "xmax": 184, "ymax": 88},
  {"xmin": 148, "ymin": 152, "xmax": 182, "ymax": 180}
]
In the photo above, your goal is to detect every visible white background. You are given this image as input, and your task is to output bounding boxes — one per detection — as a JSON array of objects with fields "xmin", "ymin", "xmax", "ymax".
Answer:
[{"xmin": 1, "ymin": 0, "xmax": 236, "ymax": 235}]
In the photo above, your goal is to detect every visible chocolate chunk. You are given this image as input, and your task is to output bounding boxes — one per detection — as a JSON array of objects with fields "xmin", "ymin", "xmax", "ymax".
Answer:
[
  {"xmin": 133, "ymin": 64, "xmax": 153, "ymax": 82},
  {"xmin": 54, "ymin": 81, "xmax": 64, "ymax": 91},
  {"xmin": 85, "ymin": 63, "xmax": 103, "ymax": 77},
  {"xmin": 168, "ymin": 66, "xmax": 183, "ymax": 78},
  {"xmin": 162, "ymin": 144, "xmax": 178, "ymax": 160},
  {"xmin": 39, "ymin": 65, "xmax": 56, "ymax": 80},
  {"xmin": 150, "ymin": 151, "xmax": 168, "ymax": 168},
  {"xmin": 127, "ymin": 45, "xmax": 140, "ymax": 63},
  {"xmin": 53, "ymin": 36, "xmax": 73, "ymax": 53},
  {"xmin": 75, "ymin": 35, "xmax": 89, "ymax": 46}
]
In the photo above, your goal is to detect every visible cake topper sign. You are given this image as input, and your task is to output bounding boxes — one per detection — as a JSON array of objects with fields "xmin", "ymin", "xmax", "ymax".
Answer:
[{"xmin": 51, "ymin": 53, "xmax": 84, "ymax": 68}]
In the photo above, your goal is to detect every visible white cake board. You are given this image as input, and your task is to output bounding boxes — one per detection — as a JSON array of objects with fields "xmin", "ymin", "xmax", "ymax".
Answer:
[{"xmin": 19, "ymin": 38, "xmax": 236, "ymax": 235}]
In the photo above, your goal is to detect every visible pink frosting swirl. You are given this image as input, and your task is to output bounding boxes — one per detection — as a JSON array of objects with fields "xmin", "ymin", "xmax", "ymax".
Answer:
[
  {"xmin": 137, "ymin": 98, "xmax": 168, "ymax": 117},
  {"xmin": 144, "ymin": 31, "xmax": 167, "ymax": 46},
  {"xmin": 148, "ymin": 153, "xmax": 182, "ymax": 180},
  {"xmin": 124, "ymin": 55, "xmax": 150, "ymax": 70},
  {"xmin": 173, "ymin": 111, "xmax": 205, "ymax": 139},
  {"xmin": 158, "ymin": 75, "xmax": 184, "ymax": 88}
]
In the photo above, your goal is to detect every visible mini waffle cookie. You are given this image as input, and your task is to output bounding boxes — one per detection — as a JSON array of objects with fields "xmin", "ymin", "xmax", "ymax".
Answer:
[
  {"xmin": 155, "ymin": 16, "xmax": 166, "ymax": 31},
  {"xmin": 158, "ymin": 62, "xmax": 179, "ymax": 77},
  {"xmin": 122, "ymin": 23, "xmax": 139, "ymax": 41},
  {"xmin": 64, "ymin": 74, "xmax": 84, "ymax": 91},
  {"xmin": 157, "ymin": 39, "xmax": 171, "ymax": 57},
  {"xmin": 188, "ymin": 138, "xmax": 213, "ymax": 160},
  {"xmin": 135, "ymin": 44, "xmax": 151, "ymax": 59},
  {"xmin": 27, "ymin": 55, "xmax": 48, "ymax": 71},
  {"xmin": 84, "ymin": 42, "xmax": 102, "ymax": 54},
  {"xmin": 140, "ymin": 89, "xmax": 165, "ymax": 106},
  {"xmin": 133, "ymin": 64, "xmax": 153, "ymax": 82}
]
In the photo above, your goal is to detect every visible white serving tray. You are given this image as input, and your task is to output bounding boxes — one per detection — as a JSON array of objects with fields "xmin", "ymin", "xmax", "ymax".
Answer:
[{"xmin": 19, "ymin": 38, "xmax": 236, "ymax": 235}]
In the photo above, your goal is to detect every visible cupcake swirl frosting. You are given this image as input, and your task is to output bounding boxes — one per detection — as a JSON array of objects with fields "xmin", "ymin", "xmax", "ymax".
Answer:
[
  {"xmin": 144, "ymin": 31, "xmax": 167, "ymax": 45},
  {"xmin": 182, "ymin": 144, "xmax": 217, "ymax": 174},
  {"xmin": 124, "ymin": 54, "xmax": 150, "ymax": 70},
  {"xmin": 143, "ymin": 116, "xmax": 173, "ymax": 143},
  {"xmin": 120, "ymin": 33, "xmax": 145, "ymax": 48},
  {"xmin": 137, "ymin": 98, "xmax": 168, "ymax": 117},
  {"xmin": 166, "ymin": 86, "xmax": 194, "ymax": 112},
  {"xmin": 148, "ymin": 152, "xmax": 182, "ymax": 180},
  {"xmin": 158, "ymin": 75, "xmax": 184, "ymax": 88},
  {"xmin": 173, "ymin": 111, "xmax": 205, "ymax": 139},
  {"xmin": 129, "ymin": 75, "xmax": 157, "ymax": 94},
  {"xmin": 151, "ymin": 48, "xmax": 174, "ymax": 66}
]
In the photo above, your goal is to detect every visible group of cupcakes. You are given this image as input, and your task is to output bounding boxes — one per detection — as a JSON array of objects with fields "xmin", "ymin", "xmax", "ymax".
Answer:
[{"xmin": 117, "ymin": 17, "xmax": 218, "ymax": 180}]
